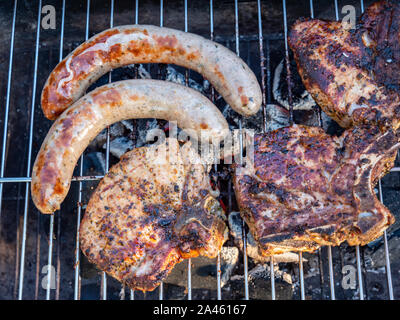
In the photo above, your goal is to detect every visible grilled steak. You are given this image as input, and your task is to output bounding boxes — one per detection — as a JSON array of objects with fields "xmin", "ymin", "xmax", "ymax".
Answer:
[
  {"xmin": 234, "ymin": 125, "xmax": 399, "ymax": 255},
  {"xmin": 80, "ymin": 138, "xmax": 227, "ymax": 291},
  {"xmin": 288, "ymin": 0, "xmax": 400, "ymax": 130}
]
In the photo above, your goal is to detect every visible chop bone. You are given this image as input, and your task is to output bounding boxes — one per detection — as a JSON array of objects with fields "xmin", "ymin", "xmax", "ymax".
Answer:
[{"xmin": 351, "ymin": 129, "xmax": 400, "ymax": 244}]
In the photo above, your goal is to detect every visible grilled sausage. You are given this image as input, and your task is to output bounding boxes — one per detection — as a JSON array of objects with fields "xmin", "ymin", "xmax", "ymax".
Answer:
[
  {"xmin": 32, "ymin": 79, "xmax": 229, "ymax": 214},
  {"xmin": 41, "ymin": 25, "xmax": 262, "ymax": 120}
]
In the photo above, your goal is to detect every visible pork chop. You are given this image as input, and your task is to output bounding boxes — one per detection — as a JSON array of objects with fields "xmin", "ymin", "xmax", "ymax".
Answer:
[
  {"xmin": 234, "ymin": 124, "xmax": 399, "ymax": 256},
  {"xmin": 80, "ymin": 138, "xmax": 227, "ymax": 291},
  {"xmin": 288, "ymin": 0, "xmax": 400, "ymax": 130}
]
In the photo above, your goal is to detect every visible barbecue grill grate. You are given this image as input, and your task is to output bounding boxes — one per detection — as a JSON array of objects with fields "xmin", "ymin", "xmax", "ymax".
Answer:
[{"xmin": 0, "ymin": 0, "xmax": 397, "ymax": 300}]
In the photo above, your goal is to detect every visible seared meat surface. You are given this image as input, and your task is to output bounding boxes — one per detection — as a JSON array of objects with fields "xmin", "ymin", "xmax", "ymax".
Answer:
[
  {"xmin": 80, "ymin": 139, "xmax": 227, "ymax": 291},
  {"xmin": 288, "ymin": 0, "xmax": 400, "ymax": 130},
  {"xmin": 234, "ymin": 125, "xmax": 399, "ymax": 255}
]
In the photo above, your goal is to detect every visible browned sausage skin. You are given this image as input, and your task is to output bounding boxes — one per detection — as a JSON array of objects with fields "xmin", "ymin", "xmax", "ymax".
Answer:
[
  {"xmin": 32, "ymin": 80, "xmax": 229, "ymax": 214},
  {"xmin": 41, "ymin": 25, "xmax": 262, "ymax": 120}
]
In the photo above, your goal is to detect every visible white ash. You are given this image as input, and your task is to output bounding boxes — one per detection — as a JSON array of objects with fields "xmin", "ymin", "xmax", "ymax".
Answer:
[
  {"xmin": 110, "ymin": 122, "xmax": 125, "ymax": 136},
  {"xmin": 265, "ymin": 104, "xmax": 291, "ymax": 132},
  {"xmin": 222, "ymin": 103, "xmax": 291, "ymax": 133},
  {"xmin": 119, "ymin": 286, "xmax": 126, "ymax": 300},
  {"xmin": 248, "ymin": 264, "xmax": 293, "ymax": 285},
  {"xmin": 303, "ymin": 255, "xmax": 320, "ymax": 279},
  {"xmin": 228, "ymin": 211, "xmax": 303, "ymax": 264},
  {"xmin": 202, "ymin": 79, "xmax": 210, "ymax": 92},
  {"xmin": 133, "ymin": 64, "xmax": 208, "ymax": 93},
  {"xmin": 320, "ymin": 109, "xmax": 335, "ymax": 128},
  {"xmin": 137, "ymin": 64, "xmax": 152, "ymax": 79},
  {"xmin": 121, "ymin": 120, "xmax": 135, "ymax": 131},
  {"xmin": 221, "ymin": 104, "xmax": 261, "ymax": 131},
  {"xmin": 93, "ymin": 152, "xmax": 106, "ymax": 175},
  {"xmin": 366, "ymin": 266, "xmax": 386, "ymax": 274},
  {"xmin": 232, "ymin": 264, "xmax": 293, "ymax": 286},
  {"xmin": 165, "ymin": 66, "xmax": 206, "ymax": 93},
  {"xmin": 220, "ymin": 247, "xmax": 239, "ymax": 287},
  {"xmin": 103, "ymin": 136, "xmax": 134, "ymax": 159},
  {"xmin": 221, "ymin": 104, "xmax": 240, "ymax": 130},
  {"xmin": 273, "ymin": 58, "xmax": 317, "ymax": 111},
  {"xmin": 135, "ymin": 119, "xmax": 161, "ymax": 148},
  {"xmin": 91, "ymin": 122, "xmax": 126, "ymax": 148},
  {"xmin": 229, "ymin": 274, "xmax": 245, "ymax": 282}
]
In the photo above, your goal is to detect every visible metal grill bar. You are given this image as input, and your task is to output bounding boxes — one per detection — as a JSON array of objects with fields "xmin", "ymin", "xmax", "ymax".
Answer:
[
  {"xmin": 209, "ymin": 0, "xmax": 223, "ymax": 301},
  {"xmin": 365, "ymin": 0, "xmax": 394, "ymax": 301},
  {"xmin": 233, "ymin": 0, "xmax": 250, "ymax": 301},
  {"xmin": 299, "ymin": 252, "xmax": 305, "ymax": 300},
  {"xmin": 356, "ymin": 245, "xmax": 365, "ymax": 300},
  {"xmin": 184, "ymin": 0, "xmax": 188, "ymax": 33},
  {"xmin": 262, "ymin": 1, "xmax": 276, "ymax": 300},
  {"xmin": 270, "ymin": 256, "xmax": 275, "ymax": 300},
  {"xmin": 0, "ymin": 176, "xmax": 103, "ymax": 183},
  {"xmin": 158, "ymin": 0, "xmax": 164, "ymax": 302},
  {"xmin": 312, "ymin": 1, "xmax": 323, "ymax": 127},
  {"xmin": 46, "ymin": 215, "xmax": 55, "ymax": 299},
  {"xmin": 0, "ymin": 0, "xmax": 17, "ymax": 219},
  {"xmin": 257, "ymin": 0, "xmax": 267, "ymax": 135},
  {"xmin": 74, "ymin": 0, "xmax": 90, "ymax": 300},
  {"xmin": 130, "ymin": 0, "xmax": 139, "ymax": 302},
  {"xmin": 159, "ymin": 281, "xmax": 163, "ymax": 300},
  {"xmin": 333, "ymin": 1, "xmax": 365, "ymax": 300},
  {"xmin": 187, "ymin": 257, "xmax": 192, "ymax": 300},
  {"xmin": 46, "ymin": 0, "xmax": 66, "ymax": 301},
  {"xmin": 216, "ymin": 253, "xmax": 222, "ymax": 300},
  {"xmin": 74, "ymin": 0, "xmax": 89, "ymax": 301},
  {"xmin": 17, "ymin": 0, "xmax": 42, "ymax": 300},
  {"xmin": 334, "ymin": 0, "xmax": 339, "ymax": 21},
  {"xmin": 383, "ymin": 230, "xmax": 394, "ymax": 299},
  {"xmin": 282, "ymin": 0, "xmax": 293, "ymax": 124},
  {"xmin": 2, "ymin": 164, "xmax": 400, "ymax": 183},
  {"xmin": 100, "ymin": 0, "xmax": 116, "ymax": 301},
  {"xmin": 256, "ymin": 0, "xmax": 276, "ymax": 300},
  {"xmin": 135, "ymin": 0, "xmax": 139, "ymax": 26},
  {"xmin": 34, "ymin": 213, "xmax": 41, "ymax": 299},
  {"xmin": 378, "ymin": 180, "xmax": 395, "ymax": 299},
  {"xmin": 1, "ymin": 1, "xmax": 21, "ymax": 294},
  {"xmin": 160, "ymin": 0, "xmax": 163, "ymax": 27},
  {"xmin": 182, "ymin": 0, "xmax": 192, "ymax": 301},
  {"xmin": 282, "ymin": 0, "xmax": 306, "ymax": 299},
  {"xmin": 310, "ymin": 0, "xmax": 336, "ymax": 300},
  {"xmin": 74, "ymin": 0, "xmax": 91, "ymax": 301},
  {"xmin": 327, "ymin": 246, "xmax": 335, "ymax": 300},
  {"xmin": 326, "ymin": 0, "xmax": 337, "ymax": 301},
  {"xmin": 130, "ymin": 4, "xmax": 140, "ymax": 300},
  {"xmin": 56, "ymin": 204, "xmax": 61, "ymax": 299},
  {"xmin": 74, "ymin": 155, "xmax": 85, "ymax": 301}
]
